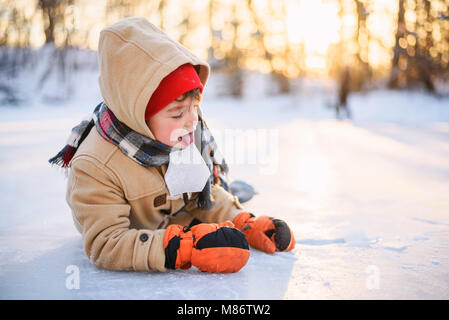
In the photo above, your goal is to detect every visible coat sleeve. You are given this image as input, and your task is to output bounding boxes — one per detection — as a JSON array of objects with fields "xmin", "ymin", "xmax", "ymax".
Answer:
[
  {"xmin": 183, "ymin": 184, "xmax": 245, "ymax": 224},
  {"xmin": 66, "ymin": 156, "xmax": 167, "ymax": 272}
]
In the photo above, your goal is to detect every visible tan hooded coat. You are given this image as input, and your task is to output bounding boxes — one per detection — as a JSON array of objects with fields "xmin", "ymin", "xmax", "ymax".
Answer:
[{"xmin": 65, "ymin": 17, "xmax": 244, "ymax": 273}]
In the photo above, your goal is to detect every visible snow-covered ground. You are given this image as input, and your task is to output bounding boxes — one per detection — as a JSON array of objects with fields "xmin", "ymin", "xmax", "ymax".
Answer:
[{"xmin": 1, "ymin": 69, "xmax": 449, "ymax": 299}]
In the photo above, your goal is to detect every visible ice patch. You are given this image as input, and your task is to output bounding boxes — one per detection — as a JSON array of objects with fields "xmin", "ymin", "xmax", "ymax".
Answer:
[
  {"xmin": 296, "ymin": 238, "xmax": 346, "ymax": 246},
  {"xmin": 413, "ymin": 235, "xmax": 429, "ymax": 241},
  {"xmin": 342, "ymin": 231, "xmax": 374, "ymax": 248}
]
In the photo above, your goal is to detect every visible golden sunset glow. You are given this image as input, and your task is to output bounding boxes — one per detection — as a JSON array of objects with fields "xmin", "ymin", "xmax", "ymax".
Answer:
[
  {"xmin": 2, "ymin": 0, "xmax": 448, "ymax": 78},
  {"xmin": 287, "ymin": 1, "xmax": 340, "ymax": 51}
]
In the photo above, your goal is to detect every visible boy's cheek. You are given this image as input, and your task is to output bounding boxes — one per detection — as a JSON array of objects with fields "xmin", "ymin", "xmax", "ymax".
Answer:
[
  {"xmin": 160, "ymin": 132, "xmax": 177, "ymax": 146},
  {"xmin": 160, "ymin": 126, "xmax": 185, "ymax": 146},
  {"xmin": 168, "ymin": 126, "xmax": 190, "ymax": 143},
  {"xmin": 148, "ymin": 118, "xmax": 186, "ymax": 147}
]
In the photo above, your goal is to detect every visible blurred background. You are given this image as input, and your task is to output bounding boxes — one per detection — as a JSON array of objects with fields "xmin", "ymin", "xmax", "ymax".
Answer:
[
  {"xmin": 1, "ymin": 0, "xmax": 449, "ymax": 107},
  {"xmin": 1, "ymin": 0, "xmax": 449, "ymax": 299}
]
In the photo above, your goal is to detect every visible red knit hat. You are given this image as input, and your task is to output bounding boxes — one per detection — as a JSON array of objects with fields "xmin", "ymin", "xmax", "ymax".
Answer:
[{"xmin": 145, "ymin": 64, "xmax": 203, "ymax": 120}]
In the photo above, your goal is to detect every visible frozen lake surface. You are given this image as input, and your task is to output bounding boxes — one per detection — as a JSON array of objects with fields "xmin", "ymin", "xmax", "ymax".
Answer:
[{"xmin": 1, "ymin": 81, "xmax": 449, "ymax": 299}]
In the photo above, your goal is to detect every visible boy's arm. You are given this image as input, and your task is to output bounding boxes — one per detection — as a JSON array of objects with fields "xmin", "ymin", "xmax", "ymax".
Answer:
[
  {"xmin": 66, "ymin": 156, "xmax": 167, "ymax": 272},
  {"xmin": 183, "ymin": 184, "xmax": 245, "ymax": 224}
]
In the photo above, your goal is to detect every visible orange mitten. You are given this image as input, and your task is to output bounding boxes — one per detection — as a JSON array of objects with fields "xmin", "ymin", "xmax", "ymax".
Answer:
[
  {"xmin": 233, "ymin": 212, "xmax": 295, "ymax": 254},
  {"xmin": 163, "ymin": 222, "xmax": 250, "ymax": 273}
]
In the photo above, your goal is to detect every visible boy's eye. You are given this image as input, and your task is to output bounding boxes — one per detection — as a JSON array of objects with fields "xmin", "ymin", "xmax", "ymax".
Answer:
[{"xmin": 171, "ymin": 104, "xmax": 199, "ymax": 119}]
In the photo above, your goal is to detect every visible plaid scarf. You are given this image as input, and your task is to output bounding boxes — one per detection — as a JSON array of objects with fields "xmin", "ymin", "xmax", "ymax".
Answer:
[{"xmin": 49, "ymin": 102, "xmax": 229, "ymax": 210}]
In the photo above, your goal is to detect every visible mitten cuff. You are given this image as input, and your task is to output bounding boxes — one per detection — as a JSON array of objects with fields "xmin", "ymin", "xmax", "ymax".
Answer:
[
  {"xmin": 232, "ymin": 211, "xmax": 255, "ymax": 230},
  {"xmin": 163, "ymin": 225, "xmax": 193, "ymax": 270}
]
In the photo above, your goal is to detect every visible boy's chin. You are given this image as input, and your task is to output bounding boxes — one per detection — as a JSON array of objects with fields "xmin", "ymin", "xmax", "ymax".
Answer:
[
  {"xmin": 170, "ymin": 143, "xmax": 186, "ymax": 150},
  {"xmin": 168, "ymin": 140, "xmax": 191, "ymax": 150},
  {"xmin": 171, "ymin": 142, "xmax": 192, "ymax": 150}
]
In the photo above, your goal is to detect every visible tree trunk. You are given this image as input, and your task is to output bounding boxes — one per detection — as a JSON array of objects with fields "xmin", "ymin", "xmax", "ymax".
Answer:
[
  {"xmin": 38, "ymin": 0, "xmax": 57, "ymax": 44},
  {"xmin": 388, "ymin": 0, "xmax": 407, "ymax": 89}
]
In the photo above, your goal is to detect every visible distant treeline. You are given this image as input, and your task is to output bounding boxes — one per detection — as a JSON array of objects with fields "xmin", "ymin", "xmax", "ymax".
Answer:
[{"xmin": 1, "ymin": 0, "xmax": 448, "ymax": 99}]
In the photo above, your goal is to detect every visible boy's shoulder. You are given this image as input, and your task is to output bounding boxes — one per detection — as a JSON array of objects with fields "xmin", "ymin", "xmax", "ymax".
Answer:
[
  {"xmin": 72, "ymin": 127, "xmax": 116, "ymax": 165},
  {"xmin": 70, "ymin": 128, "xmax": 166, "ymax": 198}
]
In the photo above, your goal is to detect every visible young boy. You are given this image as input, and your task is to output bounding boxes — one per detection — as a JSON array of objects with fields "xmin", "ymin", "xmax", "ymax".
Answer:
[{"xmin": 50, "ymin": 17, "xmax": 295, "ymax": 274}]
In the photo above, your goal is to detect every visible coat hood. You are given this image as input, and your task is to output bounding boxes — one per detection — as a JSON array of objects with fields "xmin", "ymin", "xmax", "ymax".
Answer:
[{"xmin": 97, "ymin": 17, "xmax": 210, "ymax": 139}]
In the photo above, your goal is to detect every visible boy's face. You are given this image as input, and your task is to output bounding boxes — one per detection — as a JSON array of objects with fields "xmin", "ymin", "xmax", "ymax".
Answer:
[{"xmin": 146, "ymin": 94, "xmax": 199, "ymax": 149}]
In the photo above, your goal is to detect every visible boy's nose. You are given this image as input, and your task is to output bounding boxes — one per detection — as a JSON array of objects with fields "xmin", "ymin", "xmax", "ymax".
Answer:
[{"xmin": 184, "ymin": 107, "xmax": 198, "ymax": 129}]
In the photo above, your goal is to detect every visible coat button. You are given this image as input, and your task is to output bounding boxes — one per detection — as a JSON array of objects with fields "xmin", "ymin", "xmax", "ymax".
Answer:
[{"xmin": 139, "ymin": 233, "xmax": 149, "ymax": 242}]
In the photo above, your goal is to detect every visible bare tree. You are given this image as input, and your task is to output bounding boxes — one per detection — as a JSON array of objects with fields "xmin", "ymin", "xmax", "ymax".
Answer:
[
  {"xmin": 38, "ymin": 0, "xmax": 73, "ymax": 44},
  {"xmin": 353, "ymin": 0, "xmax": 371, "ymax": 90},
  {"xmin": 246, "ymin": 0, "xmax": 294, "ymax": 94},
  {"xmin": 388, "ymin": 0, "xmax": 444, "ymax": 92},
  {"xmin": 226, "ymin": 3, "xmax": 244, "ymax": 97}
]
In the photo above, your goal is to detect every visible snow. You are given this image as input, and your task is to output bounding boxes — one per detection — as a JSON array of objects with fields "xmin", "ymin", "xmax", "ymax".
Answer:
[{"xmin": 1, "ymin": 68, "xmax": 449, "ymax": 299}]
